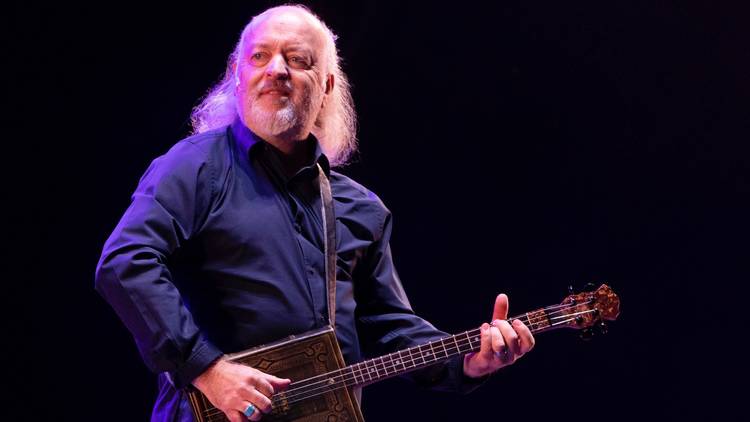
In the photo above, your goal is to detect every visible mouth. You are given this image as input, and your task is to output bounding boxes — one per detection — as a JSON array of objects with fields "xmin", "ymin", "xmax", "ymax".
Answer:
[{"xmin": 259, "ymin": 88, "xmax": 291, "ymax": 97}]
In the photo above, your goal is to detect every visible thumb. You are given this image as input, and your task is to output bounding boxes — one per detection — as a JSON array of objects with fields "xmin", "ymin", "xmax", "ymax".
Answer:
[{"xmin": 492, "ymin": 293, "xmax": 509, "ymax": 321}]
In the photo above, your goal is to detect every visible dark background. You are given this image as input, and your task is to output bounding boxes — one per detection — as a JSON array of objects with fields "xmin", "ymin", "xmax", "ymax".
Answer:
[{"xmin": 8, "ymin": 1, "xmax": 747, "ymax": 420}]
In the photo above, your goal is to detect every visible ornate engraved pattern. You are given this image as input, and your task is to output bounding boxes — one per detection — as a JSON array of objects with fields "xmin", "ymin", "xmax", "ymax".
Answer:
[{"xmin": 188, "ymin": 327, "xmax": 364, "ymax": 422}]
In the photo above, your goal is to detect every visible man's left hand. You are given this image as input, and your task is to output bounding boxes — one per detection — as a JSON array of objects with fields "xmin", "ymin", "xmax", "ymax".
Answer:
[{"xmin": 463, "ymin": 293, "xmax": 535, "ymax": 378}]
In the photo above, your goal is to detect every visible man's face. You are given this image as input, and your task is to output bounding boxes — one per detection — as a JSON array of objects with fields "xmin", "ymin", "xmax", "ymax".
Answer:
[{"xmin": 235, "ymin": 10, "xmax": 329, "ymax": 141}]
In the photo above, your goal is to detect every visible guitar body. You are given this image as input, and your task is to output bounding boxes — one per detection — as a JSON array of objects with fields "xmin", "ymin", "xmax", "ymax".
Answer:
[{"xmin": 188, "ymin": 326, "xmax": 364, "ymax": 422}]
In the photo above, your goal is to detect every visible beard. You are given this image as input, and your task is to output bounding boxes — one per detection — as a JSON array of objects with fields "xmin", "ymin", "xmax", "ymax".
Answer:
[{"xmin": 242, "ymin": 83, "xmax": 316, "ymax": 139}]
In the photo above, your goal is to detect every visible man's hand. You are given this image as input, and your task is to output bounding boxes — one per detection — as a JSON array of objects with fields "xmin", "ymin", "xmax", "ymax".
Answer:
[
  {"xmin": 463, "ymin": 293, "xmax": 535, "ymax": 378},
  {"xmin": 192, "ymin": 358, "xmax": 291, "ymax": 421}
]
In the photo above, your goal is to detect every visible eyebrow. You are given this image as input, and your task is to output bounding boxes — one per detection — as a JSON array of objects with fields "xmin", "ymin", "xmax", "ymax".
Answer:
[{"xmin": 249, "ymin": 42, "xmax": 313, "ymax": 54}]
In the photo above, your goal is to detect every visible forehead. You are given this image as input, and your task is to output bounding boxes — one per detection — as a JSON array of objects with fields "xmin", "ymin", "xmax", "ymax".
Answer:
[{"xmin": 243, "ymin": 10, "xmax": 325, "ymax": 52}]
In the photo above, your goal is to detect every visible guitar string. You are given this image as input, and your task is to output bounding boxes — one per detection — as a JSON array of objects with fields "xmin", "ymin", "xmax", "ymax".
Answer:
[
  {"xmin": 202, "ymin": 313, "xmax": 596, "ymax": 421},
  {"xmin": 201, "ymin": 303, "xmax": 597, "ymax": 419},
  {"xmin": 201, "ymin": 305, "xmax": 597, "ymax": 420},
  {"xmin": 269, "ymin": 300, "xmax": 594, "ymax": 394},
  {"xmin": 268, "ymin": 308, "xmax": 596, "ymax": 405},
  {"xmin": 202, "ymin": 300, "xmax": 593, "ymax": 418},
  {"xmin": 266, "ymin": 299, "xmax": 593, "ymax": 392},
  {"xmin": 201, "ymin": 311, "xmax": 595, "ymax": 420},
  {"xmin": 275, "ymin": 312, "xmax": 597, "ymax": 407}
]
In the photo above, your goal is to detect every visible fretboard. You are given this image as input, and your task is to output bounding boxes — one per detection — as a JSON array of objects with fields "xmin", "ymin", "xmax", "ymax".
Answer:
[{"xmin": 273, "ymin": 307, "xmax": 556, "ymax": 407}]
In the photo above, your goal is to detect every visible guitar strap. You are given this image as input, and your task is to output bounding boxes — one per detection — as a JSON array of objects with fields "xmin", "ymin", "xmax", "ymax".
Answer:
[{"xmin": 317, "ymin": 163, "xmax": 337, "ymax": 330}]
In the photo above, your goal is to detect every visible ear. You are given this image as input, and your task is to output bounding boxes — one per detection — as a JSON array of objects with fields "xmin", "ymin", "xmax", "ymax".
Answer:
[
  {"xmin": 232, "ymin": 62, "xmax": 240, "ymax": 87},
  {"xmin": 320, "ymin": 73, "xmax": 334, "ymax": 110},
  {"xmin": 324, "ymin": 73, "xmax": 334, "ymax": 95}
]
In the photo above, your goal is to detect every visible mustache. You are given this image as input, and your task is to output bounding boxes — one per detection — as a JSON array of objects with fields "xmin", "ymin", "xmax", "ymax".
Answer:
[{"xmin": 256, "ymin": 81, "xmax": 293, "ymax": 95}]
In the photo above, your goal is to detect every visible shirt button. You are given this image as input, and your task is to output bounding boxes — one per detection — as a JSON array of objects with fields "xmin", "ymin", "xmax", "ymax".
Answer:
[{"xmin": 294, "ymin": 223, "xmax": 302, "ymax": 232}]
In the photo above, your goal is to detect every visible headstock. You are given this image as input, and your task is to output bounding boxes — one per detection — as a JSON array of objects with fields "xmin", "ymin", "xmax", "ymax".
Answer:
[{"xmin": 553, "ymin": 284, "xmax": 620, "ymax": 334}]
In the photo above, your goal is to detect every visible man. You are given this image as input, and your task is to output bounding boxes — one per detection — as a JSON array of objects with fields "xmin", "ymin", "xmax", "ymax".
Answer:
[{"xmin": 95, "ymin": 5, "xmax": 534, "ymax": 421}]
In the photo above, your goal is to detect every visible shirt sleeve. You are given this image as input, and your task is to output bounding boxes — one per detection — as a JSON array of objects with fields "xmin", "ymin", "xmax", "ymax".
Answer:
[
  {"xmin": 94, "ymin": 140, "xmax": 223, "ymax": 389},
  {"xmin": 353, "ymin": 209, "xmax": 488, "ymax": 394}
]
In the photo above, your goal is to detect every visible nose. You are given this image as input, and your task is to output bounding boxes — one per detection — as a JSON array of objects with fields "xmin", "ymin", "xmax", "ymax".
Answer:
[{"xmin": 265, "ymin": 54, "xmax": 290, "ymax": 80}]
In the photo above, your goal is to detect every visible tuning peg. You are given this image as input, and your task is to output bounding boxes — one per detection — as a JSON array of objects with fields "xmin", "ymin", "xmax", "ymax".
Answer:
[
  {"xmin": 585, "ymin": 282, "xmax": 596, "ymax": 291},
  {"xmin": 568, "ymin": 285, "xmax": 575, "ymax": 294},
  {"xmin": 597, "ymin": 321, "xmax": 608, "ymax": 335},
  {"xmin": 579, "ymin": 328, "xmax": 594, "ymax": 341}
]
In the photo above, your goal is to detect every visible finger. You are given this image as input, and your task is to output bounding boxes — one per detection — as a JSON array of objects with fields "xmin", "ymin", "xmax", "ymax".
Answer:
[
  {"xmin": 266, "ymin": 374, "xmax": 292, "ymax": 392},
  {"xmin": 239, "ymin": 399, "xmax": 265, "ymax": 421},
  {"xmin": 247, "ymin": 390, "xmax": 273, "ymax": 415},
  {"xmin": 489, "ymin": 323, "xmax": 510, "ymax": 363},
  {"xmin": 492, "ymin": 294, "xmax": 509, "ymax": 322},
  {"xmin": 247, "ymin": 403, "xmax": 263, "ymax": 422},
  {"xmin": 226, "ymin": 410, "xmax": 245, "ymax": 422},
  {"xmin": 512, "ymin": 319, "xmax": 536, "ymax": 354},
  {"xmin": 495, "ymin": 319, "xmax": 521, "ymax": 357},
  {"xmin": 267, "ymin": 374, "xmax": 292, "ymax": 387},
  {"xmin": 254, "ymin": 378, "xmax": 275, "ymax": 398},
  {"xmin": 478, "ymin": 323, "xmax": 493, "ymax": 361}
]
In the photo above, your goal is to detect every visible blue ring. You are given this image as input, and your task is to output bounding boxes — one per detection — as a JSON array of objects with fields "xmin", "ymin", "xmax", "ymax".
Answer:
[{"xmin": 244, "ymin": 404, "xmax": 256, "ymax": 418}]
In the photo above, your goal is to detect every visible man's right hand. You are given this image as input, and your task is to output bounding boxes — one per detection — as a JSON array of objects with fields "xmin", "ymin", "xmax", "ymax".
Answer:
[{"xmin": 192, "ymin": 358, "xmax": 291, "ymax": 421}]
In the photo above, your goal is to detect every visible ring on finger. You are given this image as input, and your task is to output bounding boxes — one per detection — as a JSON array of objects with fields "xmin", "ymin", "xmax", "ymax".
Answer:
[
  {"xmin": 494, "ymin": 347, "xmax": 509, "ymax": 359},
  {"xmin": 244, "ymin": 404, "xmax": 256, "ymax": 418}
]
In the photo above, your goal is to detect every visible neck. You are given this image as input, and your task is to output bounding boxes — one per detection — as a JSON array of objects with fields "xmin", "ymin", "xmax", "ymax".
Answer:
[
  {"xmin": 264, "ymin": 135, "xmax": 316, "ymax": 177},
  {"xmin": 233, "ymin": 116, "xmax": 318, "ymax": 176}
]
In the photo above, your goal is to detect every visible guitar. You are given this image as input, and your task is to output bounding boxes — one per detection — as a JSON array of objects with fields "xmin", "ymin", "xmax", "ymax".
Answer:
[{"xmin": 189, "ymin": 284, "xmax": 620, "ymax": 421}]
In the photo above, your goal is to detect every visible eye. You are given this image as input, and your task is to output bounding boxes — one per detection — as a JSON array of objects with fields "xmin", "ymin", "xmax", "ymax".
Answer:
[
  {"xmin": 288, "ymin": 55, "xmax": 310, "ymax": 69},
  {"xmin": 249, "ymin": 51, "xmax": 269, "ymax": 65}
]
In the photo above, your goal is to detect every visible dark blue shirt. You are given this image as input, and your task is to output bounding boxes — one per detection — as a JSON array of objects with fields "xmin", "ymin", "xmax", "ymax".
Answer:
[{"xmin": 95, "ymin": 119, "xmax": 481, "ymax": 420}]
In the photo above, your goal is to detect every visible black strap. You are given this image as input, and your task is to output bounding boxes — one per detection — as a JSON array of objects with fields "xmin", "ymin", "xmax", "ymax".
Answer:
[{"xmin": 317, "ymin": 163, "xmax": 337, "ymax": 329}]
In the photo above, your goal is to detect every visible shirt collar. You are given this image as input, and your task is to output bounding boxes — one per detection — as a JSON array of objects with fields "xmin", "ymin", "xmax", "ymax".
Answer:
[{"xmin": 230, "ymin": 116, "xmax": 330, "ymax": 178}]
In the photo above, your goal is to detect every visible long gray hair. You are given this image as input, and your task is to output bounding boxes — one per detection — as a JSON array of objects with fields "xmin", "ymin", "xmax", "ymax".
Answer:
[{"xmin": 190, "ymin": 5, "xmax": 357, "ymax": 166}]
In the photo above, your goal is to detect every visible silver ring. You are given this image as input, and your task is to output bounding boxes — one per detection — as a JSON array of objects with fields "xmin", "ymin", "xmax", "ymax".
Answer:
[
  {"xmin": 495, "ymin": 348, "xmax": 509, "ymax": 359},
  {"xmin": 244, "ymin": 404, "xmax": 256, "ymax": 418}
]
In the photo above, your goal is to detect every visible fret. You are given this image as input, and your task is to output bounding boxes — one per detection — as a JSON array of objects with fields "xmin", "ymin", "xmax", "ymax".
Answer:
[
  {"xmin": 406, "ymin": 345, "xmax": 416, "ymax": 369},
  {"xmin": 359, "ymin": 362, "xmax": 367, "ymax": 384},
  {"xmin": 359, "ymin": 362, "xmax": 368, "ymax": 383},
  {"xmin": 438, "ymin": 337, "xmax": 449, "ymax": 358},
  {"xmin": 419, "ymin": 343, "xmax": 429, "ymax": 365},
  {"xmin": 427, "ymin": 341, "xmax": 436, "ymax": 362},
  {"xmin": 380, "ymin": 355, "xmax": 388, "ymax": 376},
  {"xmin": 397, "ymin": 349, "xmax": 408, "ymax": 372},
  {"xmin": 470, "ymin": 330, "xmax": 480, "ymax": 350},
  {"xmin": 350, "ymin": 363, "xmax": 360, "ymax": 385},
  {"xmin": 524, "ymin": 312, "xmax": 533, "ymax": 331},
  {"xmin": 467, "ymin": 331, "xmax": 476, "ymax": 352},
  {"xmin": 373, "ymin": 358, "xmax": 382, "ymax": 378},
  {"xmin": 388, "ymin": 351, "xmax": 398, "ymax": 374},
  {"xmin": 452, "ymin": 334, "xmax": 460, "ymax": 355},
  {"xmin": 366, "ymin": 360, "xmax": 378, "ymax": 381},
  {"xmin": 391, "ymin": 352, "xmax": 400, "ymax": 373},
  {"xmin": 355, "ymin": 362, "xmax": 362, "ymax": 383},
  {"xmin": 525, "ymin": 308, "xmax": 551, "ymax": 332}
]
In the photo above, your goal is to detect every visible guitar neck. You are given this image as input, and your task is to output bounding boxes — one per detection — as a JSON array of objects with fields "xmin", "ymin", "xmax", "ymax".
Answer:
[
  {"xmin": 341, "ymin": 306, "xmax": 560, "ymax": 387},
  {"xmin": 274, "ymin": 305, "xmax": 564, "ymax": 406}
]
